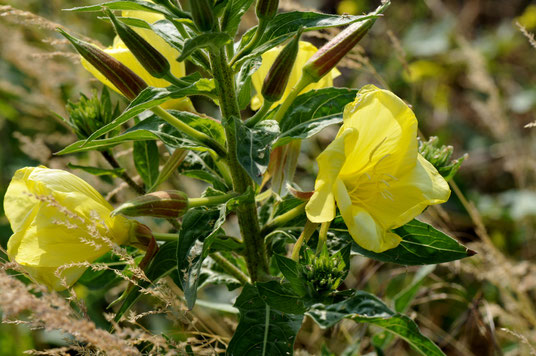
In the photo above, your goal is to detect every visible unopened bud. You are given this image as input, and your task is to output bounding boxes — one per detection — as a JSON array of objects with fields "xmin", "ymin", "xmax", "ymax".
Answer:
[
  {"xmin": 106, "ymin": 9, "xmax": 170, "ymax": 79},
  {"xmin": 113, "ymin": 190, "xmax": 189, "ymax": 219},
  {"xmin": 262, "ymin": 27, "xmax": 303, "ymax": 103},
  {"xmin": 191, "ymin": 0, "xmax": 215, "ymax": 32},
  {"xmin": 302, "ymin": 2, "xmax": 389, "ymax": 82},
  {"xmin": 57, "ymin": 28, "xmax": 147, "ymax": 100},
  {"xmin": 130, "ymin": 222, "xmax": 154, "ymax": 248},
  {"xmin": 256, "ymin": 0, "xmax": 279, "ymax": 21},
  {"xmin": 299, "ymin": 245, "xmax": 348, "ymax": 296}
]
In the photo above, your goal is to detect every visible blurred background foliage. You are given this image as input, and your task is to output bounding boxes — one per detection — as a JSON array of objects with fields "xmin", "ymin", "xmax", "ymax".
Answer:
[{"xmin": 1, "ymin": 0, "xmax": 536, "ymax": 355}]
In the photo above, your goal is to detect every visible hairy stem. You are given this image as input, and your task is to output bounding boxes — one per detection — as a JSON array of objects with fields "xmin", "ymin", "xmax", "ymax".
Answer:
[{"xmin": 209, "ymin": 48, "xmax": 269, "ymax": 281}]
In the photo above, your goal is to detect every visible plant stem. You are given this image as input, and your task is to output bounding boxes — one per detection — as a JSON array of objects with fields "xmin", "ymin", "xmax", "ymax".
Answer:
[
  {"xmin": 209, "ymin": 48, "xmax": 269, "ymax": 281},
  {"xmin": 153, "ymin": 232, "xmax": 179, "ymax": 241},
  {"xmin": 271, "ymin": 74, "xmax": 313, "ymax": 123},
  {"xmin": 210, "ymin": 252, "xmax": 250, "ymax": 285},
  {"xmin": 229, "ymin": 20, "xmax": 267, "ymax": 67},
  {"xmin": 101, "ymin": 150, "xmax": 145, "ymax": 195},
  {"xmin": 291, "ymin": 220, "xmax": 318, "ymax": 261},
  {"xmin": 151, "ymin": 106, "xmax": 227, "ymax": 158},
  {"xmin": 188, "ymin": 192, "xmax": 238, "ymax": 208},
  {"xmin": 261, "ymin": 202, "xmax": 306, "ymax": 235},
  {"xmin": 246, "ymin": 99, "xmax": 273, "ymax": 127}
]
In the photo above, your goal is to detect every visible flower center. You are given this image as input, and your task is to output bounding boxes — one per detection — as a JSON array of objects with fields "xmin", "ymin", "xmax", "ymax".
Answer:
[{"xmin": 345, "ymin": 137, "xmax": 398, "ymax": 204}]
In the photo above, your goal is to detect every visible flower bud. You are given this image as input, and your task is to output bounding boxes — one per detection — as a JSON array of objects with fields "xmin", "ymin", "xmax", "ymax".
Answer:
[
  {"xmin": 129, "ymin": 222, "xmax": 154, "ymax": 249},
  {"xmin": 256, "ymin": 0, "xmax": 279, "ymax": 21},
  {"xmin": 191, "ymin": 0, "xmax": 215, "ymax": 32},
  {"xmin": 418, "ymin": 137, "xmax": 467, "ymax": 181},
  {"xmin": 299, "ymin": 246, "xmax": 348, "ymax": 296},
  {"xmin": 65, "ymin": 88, "xmax": 119, "ymax": 139},
  {"xmin": 58, "ymin": 28, "xmax": 147, "ymax": 100},
  {"xmin": 106, "ymin": 9, "xmax": 171, "ymax": 79},
  {"xmin": 302, "ymin": 2, "xmax": 389, "ymax": 83},
  {"xmin": 261, "ymin": 27, "xmax": 302, "ymax": 104},
  {"xmin": 112, "ymin": 190, "xmax": 189, "ymax": 219}
]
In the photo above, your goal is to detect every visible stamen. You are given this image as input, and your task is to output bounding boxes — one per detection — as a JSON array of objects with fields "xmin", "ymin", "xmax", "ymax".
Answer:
[
  {"xmin": 369, "ymin": 137, "xmax": 387, "ymax": 162},
  {"xmin": 383, "ymin": 173, "xmax": 398, "ymax": 181},
  {"xmin": 380, "ymin": 179, "xmax": 390, "ymax": 187}
]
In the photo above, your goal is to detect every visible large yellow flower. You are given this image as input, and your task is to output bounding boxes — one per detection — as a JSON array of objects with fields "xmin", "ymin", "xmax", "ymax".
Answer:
[
  {"xmin": 306, "ymin": 85, "xmax": 450, "ymax": 252},
  {"xmin": 251, "ymin": 41, "xmax": 340, "ymax": 110},
  {"xmin": 81, "ymin": 1, "xmax": 192, "ymax": 110},
  {"xmin": 4, "ymin": 167, "xmax": 133, "ymax": 290}
]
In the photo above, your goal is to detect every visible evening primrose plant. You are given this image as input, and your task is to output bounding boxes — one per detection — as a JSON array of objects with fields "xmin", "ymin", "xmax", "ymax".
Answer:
[{"xmin": 3, "ymin": 0, "xmax": 473, "ymax": 354}]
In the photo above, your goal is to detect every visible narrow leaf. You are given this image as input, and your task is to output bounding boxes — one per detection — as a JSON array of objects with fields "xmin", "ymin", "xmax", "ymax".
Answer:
[
  {"xmin": 133, "ymin": 140, "xmax": 159, "ymax": 188},
  {"xmin": 222, "ymin": 0, "xmax": 255, "ymax": 36},
  {"xmin": 178, "ymin": 32, "xmax": 232, "ymax": 62},
  {"xmin": 176, "ymin": 208, "xmax": 225, "ymax": 309},
  {"xmin": 236, "ymin": 12, "xmax": 379, "ymax": 68},
  {"xmin": 58, "ymin": 112, "xmax": 223, "ymax": 155},
  {"xmin": 65, "ymin": 0, "xmax": 175, "ymax": 17},
  {"xmin": 84, "ymin": 74, "xmax": 215, "ymax": 143}
]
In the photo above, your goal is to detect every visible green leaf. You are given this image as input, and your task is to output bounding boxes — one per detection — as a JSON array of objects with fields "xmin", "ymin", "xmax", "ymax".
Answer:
[
  {"xmin": 182, "ymin": 170, "xmax": 228, "ymax": 191},
  {"xmin": 227, "ymin": 284, "xmax": 304, "ymax": 356},
  {"xmin": 133, "ymin": 140, "xmax": 159, "ymax": 188},
  {"xmin": 307, "ymin": 290, "xmax": 445, "ymax": 356},
  {"xmin": 235, "ymin": 119, "xmax": 280, "ymax": 185},
  {"xmin": 256, "ymin": 280, "xmax": 307, "ymax": 314},
  {"xmin": 332, "ymin": 218, "xmax": 473, "ymax": 265},
  {"xmin": 176, "ymin": 208, "xmax": 225, "ymax": 309},
  {"xmin": 114, "ymin": 241, "xmax": 178, "ymax": 322},
  {"xmin": 274, "ymin": 254, "xmax": 307, "ymax": 297},
  {"xmin": 84, "ymin": 74, "xmax": 215, "ymax": 143},
  {"xmin": 65, "ymin": 0, "xmax": 175, "ymax": 17},
  {"xmin": 67, "ymin": 163, "xmax": 125, "ymax": 177},
  {"xmin": 275, "ymin": 88, "xmax": 358, "ymax": 147},
  {"xmin": 58, "ymin": 111, "xmax": 223, "ymax": 155},
  {"xmin": 236, "ymin": 57, "xmax": 261, "ymax": 110},
  {"xmin": 221, "ymin": 0, "xmax": 255, "ymax": 37},
  {"xmin": 178, "ymin": 32, "xmax": 232, "ymax": 62},
  {"xmin": 150, "ymin": 20, "xmax": 210, "ymax": 70},
  {"xmin": 236, "ymin": 12, "xmax": 379, "ymax": 68}
]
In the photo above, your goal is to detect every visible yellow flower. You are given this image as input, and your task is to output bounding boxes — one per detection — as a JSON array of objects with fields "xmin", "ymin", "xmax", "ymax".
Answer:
[
  {"xmin": 305, "ymin": 85, "xmax": 450, "ymax": 252},
  {"xmin": 251, "ymin": 41, "xmax": 340, "ymax": 110},
  {"xmin": 81, "ymin": 1, "xmax": 192, "ymax": 110},
  {"xmin": 4, "ymin": 167, "xmax": 133, "ymax": 290}
]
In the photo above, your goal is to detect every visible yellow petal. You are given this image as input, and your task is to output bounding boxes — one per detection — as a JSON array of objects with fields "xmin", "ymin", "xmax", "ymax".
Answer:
[
  {"xmin": 5, "ymin": 167, "xmax": 132, "ymax": 290},
  {"xmin": 364, "ymin": 154, "xmax": 451, "ymax": 229},
  {"xmin": 339, "ymin": 85, "xmax": 418, "ymax": 179},
  {"xmin": 306, "ymin": 128, "xmax": 358, "ymax": 223},
  {"xmin": 251, "ymin": 41, "xmax": 340, "ymax": 110},
  {"xmin": 334, "ymin": 179, "xmax": 401, "ymax": 252}
]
